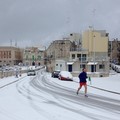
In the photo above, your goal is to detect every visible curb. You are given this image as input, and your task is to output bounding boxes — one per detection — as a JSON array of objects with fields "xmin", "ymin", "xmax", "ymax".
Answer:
[
  {"xmin": 88, "ymin": 85, "xmax": 120, "ymax": 95},
  {"xmin": 73, "ymin": 80, "xmax": 120, "ymax": 95}
]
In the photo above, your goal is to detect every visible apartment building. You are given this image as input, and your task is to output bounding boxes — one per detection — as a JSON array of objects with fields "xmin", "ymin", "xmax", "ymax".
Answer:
[
  {"xmin": 46, "ymin": 39, "xmax": 73, "ymax": 72},
  {"xmin": 47, "ymin": 39, "xmax": 72, "ymax": 59},
  {"xmin": 46, "ymin": 30, "xmax": 109, "ymax": 76},
  {"xmin": 67, "ymin": 30, "xmax": 108, "ymax": 75},
  {"xmin": 82, "ymin": 29, "xmax": 109, "ymax": 74},
  {"xmin": 23, "ymin": 47, "xmax": 45, "ymax": 66},
  {"xmin": 108, "ymin": 38, "xmax": 120, "ymax": 64},
  {"xmin": 0, "ymin": 46, "xmax": 22, "ymax": 66},
  {"xmin": 46, "ymin": 33, "xmax": 83, "ymax": 72}
]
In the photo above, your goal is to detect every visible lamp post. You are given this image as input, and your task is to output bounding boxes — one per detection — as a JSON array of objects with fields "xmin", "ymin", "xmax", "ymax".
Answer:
[
  {"xmin": 44, "ymin": 46, "xmax": 47, "ymax": 65},
  {"xmin": 93, "ymin": 34, "xmax": 96, "ymax": 72},
  {"xmin": 81, "ymin": 48, "xmax": 83, "ymax": 69},
  {"xmin": 111, "ymin": 40, "xmax": 112, "ymax": 63},
  {"xmin": 92, "ymin": 9, "xmax": 96, "ymax": 72}
]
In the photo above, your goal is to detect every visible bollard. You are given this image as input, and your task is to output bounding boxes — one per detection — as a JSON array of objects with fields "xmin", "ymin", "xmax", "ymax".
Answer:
[{"xmin": 88, "ymin": 76, "xmax": 92, "ymax": 85}]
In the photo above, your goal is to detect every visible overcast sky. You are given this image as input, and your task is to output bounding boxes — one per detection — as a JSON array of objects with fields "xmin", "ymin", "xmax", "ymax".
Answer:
[{"xmin": 0, "ymin": 0, "xmax": 120, "ymax": 48}]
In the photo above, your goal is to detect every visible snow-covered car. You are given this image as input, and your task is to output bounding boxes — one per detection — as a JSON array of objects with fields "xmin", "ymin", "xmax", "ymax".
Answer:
[
  {"xmin": 58, "ymin": 71, "xmax": 73, "ymax": 81},
  {"xmin": 27, "ymin": 70, "xmax": 36, "ymax": 76},
  {"xmin": 51, "ymin": 70, "xmax": 60, "ymax": 78}
]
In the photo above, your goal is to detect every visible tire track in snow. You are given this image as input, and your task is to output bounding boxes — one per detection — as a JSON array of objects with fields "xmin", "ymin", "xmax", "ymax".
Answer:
[{"xmin": 16, "ymin": 70, "xmax": 120, "ymax": 120}]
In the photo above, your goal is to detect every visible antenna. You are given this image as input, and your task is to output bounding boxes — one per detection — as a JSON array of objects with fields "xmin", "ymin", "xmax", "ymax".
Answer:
[
  {"xmin": 92, "ymin": 9, "xmax": 96, "ymax": 28},
  {"xmin": 15, "ymin": 40, "xmax": 17, "ymax": 47},
  {"xmin": 10, "ymin": 39, "xmax": 12, "ymax": 47}
]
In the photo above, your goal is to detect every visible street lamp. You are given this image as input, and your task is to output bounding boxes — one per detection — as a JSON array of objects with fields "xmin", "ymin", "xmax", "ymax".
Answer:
[
  {"xmin": 93, "ymin": 34, "xmax": 96, "ymax": 72},
  {"xmin": 92, "ymin": 9, "xmax": 96, "ymax": 72},
  {"xmin": 81, "ymin": 48, "xmax": 82, "ymax": 68}
]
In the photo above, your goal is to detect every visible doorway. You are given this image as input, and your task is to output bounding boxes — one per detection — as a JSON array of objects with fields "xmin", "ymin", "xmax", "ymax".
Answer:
[
  {"xmin": 91, "ymin": 65, "xmax": 96, "ymax": 72},
  {"xmin": 68, "ymin": 65, "xmax": 72, "ymax": 72}
]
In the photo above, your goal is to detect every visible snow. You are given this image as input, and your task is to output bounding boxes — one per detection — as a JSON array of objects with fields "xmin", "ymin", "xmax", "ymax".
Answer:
[
  {"xmin": 0, "ymin": 69, "xmax": 120, "ymax": 120},
  {"xmin": 59, "ymin": 71, "xmax": 73, "ymax": 79}
]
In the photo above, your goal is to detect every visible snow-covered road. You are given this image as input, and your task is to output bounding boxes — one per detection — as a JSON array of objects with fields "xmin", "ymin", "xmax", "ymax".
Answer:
[{"xmin": 0, "ymin": 69, "xmax": 120, "ymax": 120}]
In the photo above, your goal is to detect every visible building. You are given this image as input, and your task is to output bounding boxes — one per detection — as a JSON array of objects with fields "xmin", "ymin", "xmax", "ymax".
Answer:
[
  {"xmin": 0, "ymin": 46, "xmax": 22, "ymax": 66},
  {"xmin": 108, "ymin": 38, "xmax": 120, "ymax": 64},
  {"xmin": 69, "ymin": 33, "xmax": 82, "ymax": 44},
  {"xmin": 23, "ymin": 47, "xmax": 45, "ymax": 66},
  {"xmin": 82, "ymin": 29, "xmax": 109, "ymax": 74},
  {"xmin": 46, "ymin": 30, "xmax": 109, "ymax": 77},
  {"xmin": 46, "ymin": 39, "xmax": 73, "ymax": 72},
  {"xmin": 69, "ymin": 48, "xmax": 88, "ymax": 72},
  {"xmin": 46, "ymin": 39, "xmax": 72, "ymax": 59},
  {"xmin": 45, "ymin": 33, "xmax": 83, "ymax": 72}
]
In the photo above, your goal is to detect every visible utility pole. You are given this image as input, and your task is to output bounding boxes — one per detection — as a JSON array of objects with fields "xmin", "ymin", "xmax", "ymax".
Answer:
[
  {"xmin": 93, "ymin": 34, "xmax": 96, "ymax": 72},
  {"xmin": 92, "ymin": 9, "xmax": 96, "ymax": 72},
  {"xmin": 81, "ymin": 48, "xmax": 83, "ymax": 68},
  {"xmin": 111, "ymin": 40, "xmax": 112, "ymax": 63}
]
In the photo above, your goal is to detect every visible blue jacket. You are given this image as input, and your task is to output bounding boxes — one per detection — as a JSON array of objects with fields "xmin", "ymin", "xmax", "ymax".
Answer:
[{"xmin": 78, "ymin": 71, "xmax": 87, "ymax": 83}]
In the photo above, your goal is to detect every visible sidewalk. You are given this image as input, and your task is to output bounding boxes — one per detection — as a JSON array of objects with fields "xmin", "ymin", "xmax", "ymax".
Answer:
[
  {"xmin": 0, "ymin": 74, "xmax": 26, "ymax": 88},
  {"xmin": 73, "ymin": 73, "xmax": 120, "ymax": 100}
]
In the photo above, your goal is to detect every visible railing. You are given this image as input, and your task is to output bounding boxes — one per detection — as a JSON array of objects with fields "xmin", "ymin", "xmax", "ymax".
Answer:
[
  {"xmin": 70, "ymin": 48, "xmax": 88, "ymax": 52},
  {"xmin": 69, "ymin": 56, "xmax": 109, "ymax": 62},
  {"xmin": 87, "ymin": 57, "xmax": 109, "ymax": 62}
]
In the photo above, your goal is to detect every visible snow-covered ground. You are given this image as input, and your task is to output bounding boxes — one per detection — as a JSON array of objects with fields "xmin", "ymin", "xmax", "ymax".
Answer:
[{"xmin": 0, "ymin": 70, "xmax": 120, "ymax": 120}]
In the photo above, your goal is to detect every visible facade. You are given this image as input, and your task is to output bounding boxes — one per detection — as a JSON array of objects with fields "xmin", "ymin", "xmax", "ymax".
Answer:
[
  {"xmin": 67, "ymin": 30, "xmax": 109, "ymax": 75},
  {"xmin": 55, "ymin": 59, "xmax": 66, "ymax": 71},
  {"xmin": 46, "ymin": 39, "xmax": 72, "ymax": 59},
  {"xmin": 23, "ymin": 47, "xmax": 45, "ymax": 66},
  {"xmin": 46, "ymin": 30, "xmax": 109, "ymax": 77},
  {"xmin": 46, "ymin": 39, "xmax": 72, "ymax": 72},
  {"xmin": 69, "ymin": 33, "xmax": 82, "ymax": 44},
  {"xmin": 0, "ymin": 46, "xmax": 22, "ymax": 66},
  {"xmin": 81, "ymin": 29, "xmax": 109, "ymax": 73},
  {"xmin": 108, "ymin": 38, "xmax": 120, "ymax": 64},
  {"xmin": 46, "ymin": 33, "xmax": 82, "ymax": 72},
  {"xmin": 69, "ymin": 49, "xmax": 88, "ymax": 72}
]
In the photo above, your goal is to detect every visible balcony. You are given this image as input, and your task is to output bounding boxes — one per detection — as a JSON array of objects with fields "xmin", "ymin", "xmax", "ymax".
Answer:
[
  {"xmin": 79, "ymin": 57, "xmax": 87, "ymax": 62},
  {"xmin": 69, "ymin": 57, "xmax": 87, "ymax": 63},
  {"xmin": 70, "ymin": 48, "xmax": 88, "ymax": 52},
  {"xmin": 69, "ymin": 56, "xmax": 109, "ymax": 63}
]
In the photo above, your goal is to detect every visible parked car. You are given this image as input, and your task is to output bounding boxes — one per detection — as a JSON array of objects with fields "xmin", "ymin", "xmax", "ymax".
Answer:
[
  {"xmin": 58, "ymin": 71, "xmax": 73, "ymax": 81},
  {"xmin": 27, "ymin": 70, "xmax": 36, "ymax": 76},
  {"xmin": 51, "ymin": 70, "xmax": 60, "ymax": 78}
]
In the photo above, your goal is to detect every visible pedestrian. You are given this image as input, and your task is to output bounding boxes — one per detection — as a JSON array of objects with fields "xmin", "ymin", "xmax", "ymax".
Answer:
[
  {"xmin": 15, "ymin": 68, "xmax": 19, "ymax": 78},
  {"xmin": 76, "ymin": 68, "xmax": 88, "ymax": 97},
  {"xmin": 19, "ymin": 68, "xmax": 22, "ymax": 77}
]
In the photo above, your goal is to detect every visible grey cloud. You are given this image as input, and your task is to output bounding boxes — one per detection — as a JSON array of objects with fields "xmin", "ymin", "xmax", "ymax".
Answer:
[{"xmin": 0, "ymin": 0, "xmax": 120, "ymax": 47}]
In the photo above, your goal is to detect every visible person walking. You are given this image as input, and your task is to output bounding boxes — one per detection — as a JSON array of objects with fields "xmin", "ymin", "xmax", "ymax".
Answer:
[
  {"xmin": 15, "ymin": 68, "xmax": 19, "ymax": 78},
  {"xmin": 76, "ymin": 68, "xmax": 88, "ymax": 97}
]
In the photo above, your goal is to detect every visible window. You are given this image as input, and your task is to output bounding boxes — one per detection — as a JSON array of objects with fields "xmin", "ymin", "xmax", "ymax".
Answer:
[
  {"xmin": 72, "ymin": 54, "xmax": 75, "ymax": 59},
  {"xmin": 4, "ymin": 51, "xmax": 6, "ymax": 58},
  {"xmin": 82, "ymin": 54, "xmax": 86, "ymax": 61},
  {"xmin": 80, "ymin": 64, "xmax": 85, "ymax": 68},
  {"xmin": 99, "ymin": 64, "xmax": 105, "ymax": 69},
  {"xmin": 77, "ymin": 54, "xmax": 81, "ymax": 58},
  {"xmin": 32, "ymin": 55, "xmax": 34, "ymax": 60},
  {"xmin": 38, "ymin": 56, "xmax": 41, "ymax": 60},
  {"xmin": 26, "ymin": 55, "xmax": 28, "ymax": 60},
  {"xmin": 79, "ymin": 54, "xmax": 87, "ymax": 61},
  {"xmin": 9, "ymin": 51, "xmax": 11, "ymax": 58}
]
